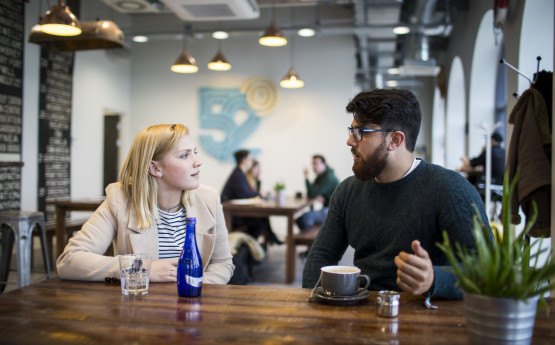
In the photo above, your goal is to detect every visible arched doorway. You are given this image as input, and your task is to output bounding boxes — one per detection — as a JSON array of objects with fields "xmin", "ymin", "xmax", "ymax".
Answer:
[
  {"xmin": 468, "ymin": 9, "xmax": 504, "ymax": 158},
  {"xmin": 431, "ymin": 86, "xmax": 446, "ymax": 166},
  {"xmin": 445, "ymin": 56, "xmax": 466, "ymax": 171}
]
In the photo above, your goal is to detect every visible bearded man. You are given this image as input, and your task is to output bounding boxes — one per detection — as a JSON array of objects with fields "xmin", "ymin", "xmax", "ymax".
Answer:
[{"xmin": 302, "ymin": 89, "xmax": 490, "ymax": 300}]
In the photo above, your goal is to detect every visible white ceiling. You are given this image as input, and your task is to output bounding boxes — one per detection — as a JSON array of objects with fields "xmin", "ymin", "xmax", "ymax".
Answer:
[{"xmin": 96, "ymin": 0, "xmax": 466, "ymax": 89}]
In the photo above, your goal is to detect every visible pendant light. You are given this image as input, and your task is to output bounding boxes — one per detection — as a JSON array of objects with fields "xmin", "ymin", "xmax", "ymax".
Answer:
[
  {"xmin": 39, "ymin": 0, "xmax": 82, "ymax": 36},
  {"xmin": 259, "ymin": 1, "xmax": 287, "ymax": 47},
  {"xmin": 280, "ymin": 68, "xmax": 304, "ymax": 88},
  {"xmin": 208, "ymin": 51, "xmax": 231, "ymax": 71},
  {"xmin": 29, "ymin": 20, "xmax": 124, "ymax": 51},
  {"xmin": 171, "ymin": 26, "xmax": 198, "ymax": 74},
  {"xmin": 280, "ymin": 11, "xmax": 303, "ymax": 88},
  {"xmin": 207, "ymin": 39, "xmax": 231, "ymax": 71},
  {"xmin": 259, "ymin": 22, "xmax": 287, "ymax": 47}
]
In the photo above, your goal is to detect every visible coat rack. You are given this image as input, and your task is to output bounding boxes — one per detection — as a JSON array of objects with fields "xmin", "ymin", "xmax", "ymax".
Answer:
[
  {"xmin": 500, "ymin": 58, "xmax": 533, "ymax": 84},
  {"xmin": 500, "ymin": 56, "xmax": 543, "ymax": 98}
]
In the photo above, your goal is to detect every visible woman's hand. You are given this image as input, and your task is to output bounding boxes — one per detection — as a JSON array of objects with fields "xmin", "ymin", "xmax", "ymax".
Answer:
[{"xmin": 149, "ymin": 258, "xmax": 178, "ymax": 282}]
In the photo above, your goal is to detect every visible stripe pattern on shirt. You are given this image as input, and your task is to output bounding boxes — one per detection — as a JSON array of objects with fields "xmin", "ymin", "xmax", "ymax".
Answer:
[{"xmin": 158, "ymin": 207, "xmax": 186, "ymax": 259}]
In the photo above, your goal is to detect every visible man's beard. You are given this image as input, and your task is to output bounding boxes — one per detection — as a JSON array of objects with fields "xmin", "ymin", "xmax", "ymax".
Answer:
[{"xmin": 352, "ymin": 139, "xmax": 389, "ymax": 181}]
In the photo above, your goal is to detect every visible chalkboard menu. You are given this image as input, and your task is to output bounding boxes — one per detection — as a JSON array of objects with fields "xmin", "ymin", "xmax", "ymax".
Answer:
[
  {"xmin": 38, "ymin": 48, "xmax": 74, "ymax": 221},
  {"xmin": 0, "ymin": 162, "xmax": 22, "ymax": 211},
  {"xmin": 0, "ymin": 0, "xmax": 24, "ymax": 154}
]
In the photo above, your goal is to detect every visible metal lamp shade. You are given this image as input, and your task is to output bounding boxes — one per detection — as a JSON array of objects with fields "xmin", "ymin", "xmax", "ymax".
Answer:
[
  {"xmin": 39, "ymin": 0, "xmax": 81, "ymax": 36},
  {"xmin": 29, "ymin": 20, "xmax": 124, "ymax": 51},
  {"xmin": 280, "ymin": 68, "xmax": 304, "ymax": 88},
  {"xmin": 171, "ymin": 51, "xmax": 199, "ymax": 73},
  {"xmin": 259, "ymin": 22, "xmax": 287, "ymax": 47},
  {"xmin": 207, "ymin": 51, "xmax": 231, "ymax": 71}
]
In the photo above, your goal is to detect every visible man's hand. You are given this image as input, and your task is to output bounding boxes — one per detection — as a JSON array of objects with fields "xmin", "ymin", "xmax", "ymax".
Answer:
[{"xmin": 394, "ymin": 240, "xmax": 434, "ymax": 295}]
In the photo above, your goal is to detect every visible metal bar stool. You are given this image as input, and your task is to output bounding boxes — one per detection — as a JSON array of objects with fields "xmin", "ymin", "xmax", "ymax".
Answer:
[{"xmin": 0, "ymin": 211, "xmax": 51, "ymax": 288}]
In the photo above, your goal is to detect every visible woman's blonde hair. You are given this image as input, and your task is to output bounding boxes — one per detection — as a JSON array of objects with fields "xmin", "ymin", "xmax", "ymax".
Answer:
[{"xmin": 119, "ymin": 124, "xmax": 193, "ymax": 229}]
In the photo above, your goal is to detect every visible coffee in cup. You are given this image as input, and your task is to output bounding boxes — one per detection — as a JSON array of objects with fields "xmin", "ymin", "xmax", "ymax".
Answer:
[{"xmin": 320, "ymin": 265, "xmax": 370, "ymax": 296}]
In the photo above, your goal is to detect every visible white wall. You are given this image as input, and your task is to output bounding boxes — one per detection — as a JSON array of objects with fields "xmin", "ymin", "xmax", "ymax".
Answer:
[
  {"xmin": 20, "ymin": 1, "xmax": 132, "ymax": 208},
  {"xmin": 129, "ymin": 34, "xmax": 356, "ymax": 196},
  {"xmin": 430, "ymin": 87, "xmax": 445, "ymax": 166},
  {"xmin": 445, "ymin": 57, "xmax": 466, "ymax": 171},
  {"xmin": 468, "ymin": 10, "xmax": 503, "ymax": 158},
  {"xmin": 17, "ymin": 2, "xmax": 359, "ymax": 208},
  {"xmin": 517, "ymin": 0, "xmax": 554, "ymax": 271},
  {"xmin": 518, "ymin": 0, "xmax": 554, "ymax": 94},
  {"xmin": 20, "ymin": 3, "xmax": 41, "ymax": 210},
  {"xmin": 70, "ymin": 50, "xmax": 132, "ymax": 198}
]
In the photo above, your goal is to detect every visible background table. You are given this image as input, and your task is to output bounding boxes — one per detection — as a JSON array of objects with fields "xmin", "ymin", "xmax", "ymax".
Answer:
[
  {"xmin": 0, "ymin": 279, "xmax": 553, "ymax": 345},
  {"xmin": 222, "ymin": 197, "xmax": 312, "ymax": 283},
  {"xmin": 46, "ymin": 198, "xmax": 104, "ymax": 258}
]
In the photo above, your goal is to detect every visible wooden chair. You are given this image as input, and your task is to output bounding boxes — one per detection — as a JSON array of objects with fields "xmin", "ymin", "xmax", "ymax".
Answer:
[
  {"xmin": 284, "ymin": 225, "xmax": 321, "ymax": 283},
  {"xmin": 35, "ymin": 218, "xmax": 88, "ymax": 268},
  {"xmin": 292, "ymin": 225, "xmax": 321, "ymax": 249},
  {"xmin": 34, "ymin": 218, "xmax": 116, "ymax": 268}
]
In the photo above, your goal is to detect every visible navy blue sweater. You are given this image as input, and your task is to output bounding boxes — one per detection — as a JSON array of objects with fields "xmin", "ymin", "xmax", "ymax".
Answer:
[{"xmin": 302, "ymin": 160, "xmax": 489, "ymax": 299}]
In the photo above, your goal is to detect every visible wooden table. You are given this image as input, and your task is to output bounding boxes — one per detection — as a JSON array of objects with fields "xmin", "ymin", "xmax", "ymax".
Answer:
[
  {"xmin": 46, "ymin": 198, "xmax": 105, "ymax": 258},
  {"xmin": 0, "ymin": 279, "xmax": 553, "ymax": 345},
  {"xmin": 222, "ymin": 197, "xmax": 312, "ymax": 284}
]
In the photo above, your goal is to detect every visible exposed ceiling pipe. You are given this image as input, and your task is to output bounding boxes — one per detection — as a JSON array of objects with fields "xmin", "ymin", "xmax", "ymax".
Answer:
[
  {"xmin": 128, "ymin": 24, "xmax": 410, "ymax": 39},
  {"xmin": 353, "ymin": 0, "xmax": 372, "ymax": 90},
  {"xmin": 257, "ymin": 0, "xmax": 356, "ymax": 8},
  {"xmin": 403, "ymin": 0, "xmax": 438, "ymax": 64}
]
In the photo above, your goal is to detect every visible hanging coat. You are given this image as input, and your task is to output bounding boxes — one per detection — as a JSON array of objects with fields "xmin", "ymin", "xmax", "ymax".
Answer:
[{"xmin": 506, "ymin": 88, "xmax": 551, "ymax": 237}]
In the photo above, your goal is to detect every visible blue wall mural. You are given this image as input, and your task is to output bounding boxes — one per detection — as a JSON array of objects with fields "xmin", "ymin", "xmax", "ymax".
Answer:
[{"xmin": 199, "ymin": 77, "xmax": 278, "ymax": 161}]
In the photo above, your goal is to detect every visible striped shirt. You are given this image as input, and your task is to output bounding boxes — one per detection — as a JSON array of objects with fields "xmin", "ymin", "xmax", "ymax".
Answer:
[{"xmin": 157, "ymin": 206, "xmax": 187, "ymax": 259}]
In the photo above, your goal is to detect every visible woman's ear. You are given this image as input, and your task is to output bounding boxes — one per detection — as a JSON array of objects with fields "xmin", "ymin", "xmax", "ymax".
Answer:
[{"xmin": 148, "ymin": 161, "xmax": 162, "ymax": 177}]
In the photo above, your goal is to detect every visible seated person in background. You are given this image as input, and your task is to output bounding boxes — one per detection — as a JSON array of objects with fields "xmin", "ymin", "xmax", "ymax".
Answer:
[
  {"xmin": 57, "ymin": 124, "xmax": 234, "ymax": 284},
  {"xmin": 458, "ymin": 132, "xmax": 506, "ymax": 186},
  {"xmin": 246, "ymin": 159, "xmax": 264, "ymax": 197},
  {"xmin": 296, "ymin": 154, "xmax": 339, "ymax": 230},
  {"xmin": 222, "ymin": 150, "xmax": 282, "ymax": 246},
  {"xmin": 303, "ymin": 89, "xmax": 489, "ymax": 299}
]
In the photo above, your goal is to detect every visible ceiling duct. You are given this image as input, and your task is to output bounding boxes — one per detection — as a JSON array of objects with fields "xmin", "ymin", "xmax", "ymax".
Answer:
[
  {"xmin": 100, "ymin": 0, "xmax": 165, "ymax": 13},
  {"xmin": 160, "ymin": 0, "xmax": 260, "ymax": 21},
  {"xmin": 399, "ymin": 35, "xmax": 439, "ymax": 76},
  {"xmin": 400, "ymin": 58, "xmax": 440, "ymax": 76},
  {"xmin": 397, "ymin": 0, "xmax": 443, "ymax": 77}
]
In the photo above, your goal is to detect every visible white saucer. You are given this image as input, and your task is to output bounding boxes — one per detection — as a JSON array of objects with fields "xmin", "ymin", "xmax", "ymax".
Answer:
[{"xmin": 309, "ymin": 287, "xmax": 370, "ymax": 306}]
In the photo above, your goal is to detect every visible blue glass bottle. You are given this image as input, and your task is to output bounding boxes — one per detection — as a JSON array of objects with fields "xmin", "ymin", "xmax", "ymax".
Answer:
[{"xmin": 177, "ymin": 217, "xmax": 203, "ymax": 297}]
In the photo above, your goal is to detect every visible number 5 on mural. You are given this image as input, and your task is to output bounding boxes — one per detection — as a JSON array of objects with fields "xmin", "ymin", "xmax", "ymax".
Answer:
[{"xmin": 198, "ymin": 77, "xmax": 278, "ymax": 161}]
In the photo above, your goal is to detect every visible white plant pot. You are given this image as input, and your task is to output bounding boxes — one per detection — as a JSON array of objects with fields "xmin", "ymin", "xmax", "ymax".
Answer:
[
  {"xmin": 276, "ymin": 190, "xmax": 285, "ymax": 205},
  {"xmin": 463, "ymin": 292, "xmax": 539, "ymax": 345}
]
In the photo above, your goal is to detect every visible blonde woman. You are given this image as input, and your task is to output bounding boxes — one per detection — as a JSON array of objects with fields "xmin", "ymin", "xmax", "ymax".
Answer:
[
  {"xmin": 246, "ymin": 159, "xmax": 261, "ymax": 194},
  {"xmin": 57, "ymin": 124, "xmax": 234, "ymax": 284}
]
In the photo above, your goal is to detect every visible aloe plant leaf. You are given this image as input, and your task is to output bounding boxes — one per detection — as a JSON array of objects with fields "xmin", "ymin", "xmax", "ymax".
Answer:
[{"xmin": 436, "ymin": 170, "xmax": 555, "ymax": 309}]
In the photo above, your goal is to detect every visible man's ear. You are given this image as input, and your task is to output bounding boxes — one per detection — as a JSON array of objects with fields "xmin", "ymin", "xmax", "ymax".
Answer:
[
  {"xmin": 148, "ymin": 161, "xmax": 162, "ymax": 177},
  {"xmin": 388, "ymin": 131, "xmax": 406, "ymax": 151}
]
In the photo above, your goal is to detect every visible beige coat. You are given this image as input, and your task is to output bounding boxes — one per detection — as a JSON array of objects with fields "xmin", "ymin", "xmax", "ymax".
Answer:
[
  {"xmin": 506, "ymin": 88, "xmax": 551, "ymax": 237},
  {"xmin": 56, "ymin": 183, "xmax": 234, "ymax": 284}
]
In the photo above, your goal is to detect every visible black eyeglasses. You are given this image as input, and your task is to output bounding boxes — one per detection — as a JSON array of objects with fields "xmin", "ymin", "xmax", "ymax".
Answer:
[{"xmin": 347, "ymin": 127, "xmax": 396, "ymax": 141}]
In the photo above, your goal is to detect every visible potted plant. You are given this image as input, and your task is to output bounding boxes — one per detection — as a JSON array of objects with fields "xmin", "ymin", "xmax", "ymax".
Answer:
[
  {"xmin": 274, "ymin": 182, "xmax": 286, "ymax": 205},
  {"xmin": 437, "ymin": 172, "xmax": 555, "ymax": 345}
]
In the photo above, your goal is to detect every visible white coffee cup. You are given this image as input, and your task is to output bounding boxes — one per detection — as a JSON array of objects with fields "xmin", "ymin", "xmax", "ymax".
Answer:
[{"xmin": 320, "ymin": 265, "xmax": 371, "ymax": 296}]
